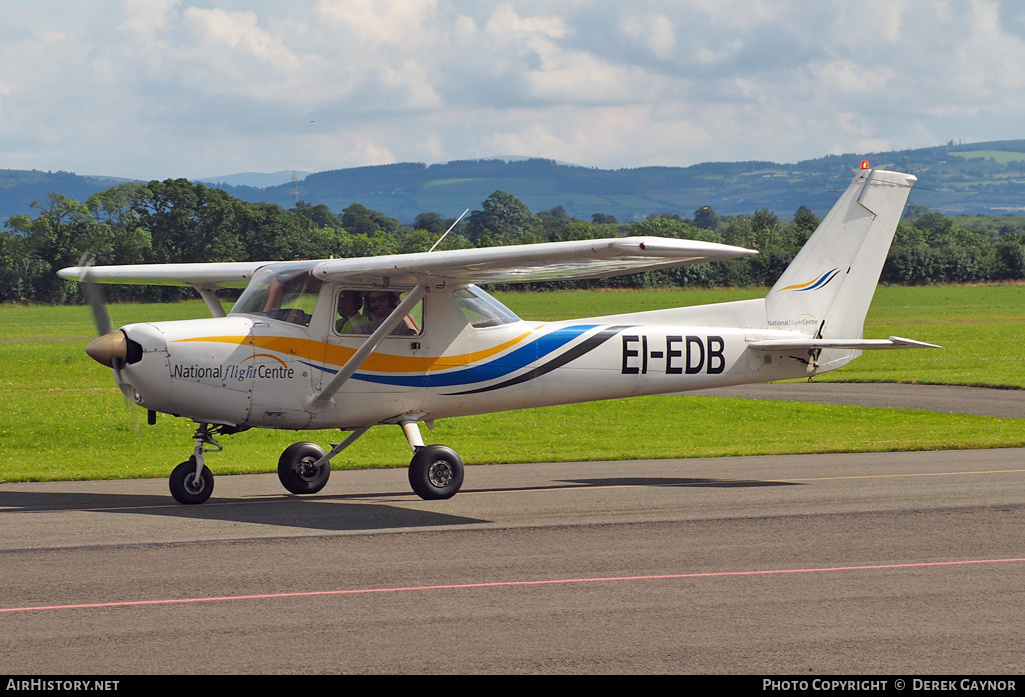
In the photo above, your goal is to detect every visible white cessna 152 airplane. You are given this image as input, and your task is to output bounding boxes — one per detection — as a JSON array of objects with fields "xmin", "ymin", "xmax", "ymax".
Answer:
[{"xmin": 60, "ymin": 166, "xmax": 936, "ymax": 505}]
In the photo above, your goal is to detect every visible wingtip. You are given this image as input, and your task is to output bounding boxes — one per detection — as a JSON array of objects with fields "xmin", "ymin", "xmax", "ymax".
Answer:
[{"xmin": 58, "ymin": 266, "xmax": 85, "ymax": 281}]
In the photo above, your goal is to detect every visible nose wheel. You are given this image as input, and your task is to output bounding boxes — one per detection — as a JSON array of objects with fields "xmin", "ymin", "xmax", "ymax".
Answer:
[
  {"xmin": 169, "ymin": 457, "xmax": 214, "ymax": 505},
  {"xmin": 168, "ymin": 423, "xmax": 224, "ymax": 505}
]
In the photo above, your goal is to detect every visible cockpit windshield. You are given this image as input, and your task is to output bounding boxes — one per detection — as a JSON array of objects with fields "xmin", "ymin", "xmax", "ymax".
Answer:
[
  {"xmin": 454, "ymin": 286, "xmax": 520, "ymax": 328},
  {"xmin": 230, "ymin": 263, "xmax": 322, "ymax": 327}
]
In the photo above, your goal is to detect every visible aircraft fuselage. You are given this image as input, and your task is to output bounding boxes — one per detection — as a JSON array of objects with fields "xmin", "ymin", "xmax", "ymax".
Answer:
[{"xmin": 112, "ymin": 286, "xmax": 818, "ymax": 431}]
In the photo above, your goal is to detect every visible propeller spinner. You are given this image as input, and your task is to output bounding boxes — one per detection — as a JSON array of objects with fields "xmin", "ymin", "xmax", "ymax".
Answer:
[
  {"xmin": 86, "ymin": 330, "xmax": 129, "ymax": 368},
  {"xmin": 79, "ymin": 253, "xmax": 133, "ymax": 369}
]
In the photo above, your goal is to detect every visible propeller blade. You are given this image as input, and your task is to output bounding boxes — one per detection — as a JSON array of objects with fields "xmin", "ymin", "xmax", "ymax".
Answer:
[
  {"xmin": 75, "ymin": 256, "xmax": 143, "ymax": 442},
  {"xmin": 78, "ymin": 252, "xmax": 127, "ymax": 371},
  {"xmin": 78, "ymin": 252, "xmax": 113, "ymax": 337}
]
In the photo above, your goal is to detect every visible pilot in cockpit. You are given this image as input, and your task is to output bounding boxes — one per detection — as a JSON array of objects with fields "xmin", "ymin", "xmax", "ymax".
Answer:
[
  {"xmin": 336, "ymin": 290, "xmax": 369, "ymax": 334},
  {"xmin": 354, "ymin": 291, "xmax": 418, "ymax": 336}
]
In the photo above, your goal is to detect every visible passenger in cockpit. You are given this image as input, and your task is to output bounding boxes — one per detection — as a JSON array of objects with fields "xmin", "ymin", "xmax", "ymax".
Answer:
[{"xmin": 355, "ymin": 291, "xmax": 417, "ymax": 336}]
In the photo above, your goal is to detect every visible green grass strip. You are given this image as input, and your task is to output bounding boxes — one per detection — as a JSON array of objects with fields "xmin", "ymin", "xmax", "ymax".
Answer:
[
  {"xmin": 2, "ymin": 387, "xmax": 1023, "ymax": 482},
  {"xmin": 3, "ymin": 284, "xmax": 1024, "ymax": 482}
]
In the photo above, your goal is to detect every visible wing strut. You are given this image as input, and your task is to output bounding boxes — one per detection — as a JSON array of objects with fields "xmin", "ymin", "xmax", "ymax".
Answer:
[
  {"xmin": 304, "ymin": 282, "xmax": 428, "ymax": 411},
  {"xmin": 194, "ymin": 287, "xmax": 227, "ymax": 318},
  {"xmin": 311, "ymin": 426, "xmax": 372, "ymax": 468}
]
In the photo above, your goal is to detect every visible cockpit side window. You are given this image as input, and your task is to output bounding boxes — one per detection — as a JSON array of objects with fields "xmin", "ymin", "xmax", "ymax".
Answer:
[
  {"xmin": 334, "ymin": 289, "xmax": 424, "ymax": 337},
  {"xmin": 231, "ymin": 265, "xmax": 322, "ymax": 327}
]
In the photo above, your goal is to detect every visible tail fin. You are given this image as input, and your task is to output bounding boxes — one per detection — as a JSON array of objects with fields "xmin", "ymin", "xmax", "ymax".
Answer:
[{"xmin": 765, "ymin": 168, "xmax": 916, "ymax": 340}]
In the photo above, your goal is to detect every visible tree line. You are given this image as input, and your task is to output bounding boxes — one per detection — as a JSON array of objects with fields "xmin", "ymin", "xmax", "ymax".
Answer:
[{"xmin": 2, "ymin": 178, "xmax": 1025, "ymax": 304}]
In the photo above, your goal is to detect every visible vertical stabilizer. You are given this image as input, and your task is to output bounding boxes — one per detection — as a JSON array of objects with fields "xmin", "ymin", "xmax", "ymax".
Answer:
[{"xmin": 765, "ymin": 169, "xmax": 916, "ymax": 341}]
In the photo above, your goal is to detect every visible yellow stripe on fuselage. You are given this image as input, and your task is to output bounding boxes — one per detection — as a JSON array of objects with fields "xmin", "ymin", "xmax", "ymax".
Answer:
[{"xmin": 172, "ymin": 332, "xmax": 533, "ymax": 373}]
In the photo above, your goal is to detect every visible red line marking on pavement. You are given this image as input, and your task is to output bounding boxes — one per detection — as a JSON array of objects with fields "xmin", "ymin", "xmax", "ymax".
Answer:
[{"xmin": 4, "ymin": 557, "xmax": 1024, "ymax": 614}]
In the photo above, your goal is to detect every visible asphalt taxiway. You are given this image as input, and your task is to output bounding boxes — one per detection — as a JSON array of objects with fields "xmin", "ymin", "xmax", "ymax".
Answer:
[{"xmin": 1, "ymin": 384, "xmax": 1023, "ymax": 674}]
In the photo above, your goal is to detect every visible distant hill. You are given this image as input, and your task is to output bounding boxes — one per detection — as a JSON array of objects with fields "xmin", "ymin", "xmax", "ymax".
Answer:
[
  {"xmin": 3, "ymin": 140, "xmax": 1025, "ymax": 224},
  {"xmin": 214, "ymin": 141, "xmax": 1025, "ymax": 221},
  {"xmin": 196, "ymin": 171, "xmax": 310, "ymax": 188},
  {"xmin": 0, "ymin": 170, "xmax": 136, "ymax": 222}
]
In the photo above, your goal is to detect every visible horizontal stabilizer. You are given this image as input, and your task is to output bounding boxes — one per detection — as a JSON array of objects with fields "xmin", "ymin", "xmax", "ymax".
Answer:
[{"xmin": 748, "ymin": 336, "xmax": 941, "ymax": 351}]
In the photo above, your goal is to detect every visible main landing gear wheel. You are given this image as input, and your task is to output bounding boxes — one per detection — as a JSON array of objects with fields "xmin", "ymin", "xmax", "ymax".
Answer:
[
  {"xmin": 408, "ymin": 445, "xmax": 464, "ymax": 500},
  {"xmin": 278, "ymin": 442, "xmax": 330, "ymax": 495},
  {"xmin": 169, "ymin": 457, "xmax": 214, "ymax": 505}
]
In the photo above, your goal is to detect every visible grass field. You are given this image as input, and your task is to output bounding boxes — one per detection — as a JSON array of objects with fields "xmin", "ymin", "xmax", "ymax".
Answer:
[{"xmin": 2, "ymin": 284, "xmax": 1024, "ymax": 482}]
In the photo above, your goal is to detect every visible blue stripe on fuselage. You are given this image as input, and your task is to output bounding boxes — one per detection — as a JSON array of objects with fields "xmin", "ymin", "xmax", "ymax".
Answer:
[{"xmin": 302, "ymin": 324, "xmax": 601, "ymax": 388}]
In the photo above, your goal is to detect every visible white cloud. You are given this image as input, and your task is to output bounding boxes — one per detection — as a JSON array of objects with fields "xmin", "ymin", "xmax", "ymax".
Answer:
[
  {"xmin": 951, "ymin": 0, "xmax": 1025, "ymax": 91},
  {"xmin": 174, "ymin": 7, "xmax": 303, "ymax": 96},
  {"xmin": 620, "ymin": 13, "xmax": 677, "ymax": 61},
  {"xmin": 314, "ymin": 0, "xmax": 440, "ymax": 47},
  {"xmin": 118, "ymin": 0, "xmax": 179, "ymax": 39},
  {"xmin": 1, "ymin": 0, "xmax": 1024, "ymax": 179},
  {"xmin": 483, "ymin": 4, "xmax": 569, "ymax": 39}
]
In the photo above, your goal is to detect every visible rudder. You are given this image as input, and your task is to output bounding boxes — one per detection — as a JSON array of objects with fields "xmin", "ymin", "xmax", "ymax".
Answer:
[{"xmin": 765, "ymin": 168, "xmax": 916, "ymax": 340}]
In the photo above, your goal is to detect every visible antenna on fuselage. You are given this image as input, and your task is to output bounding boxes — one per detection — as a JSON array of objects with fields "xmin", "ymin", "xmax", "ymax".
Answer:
[{"xmin": 428, "ymin": 208, "xmax": 470, "ymax": 253}]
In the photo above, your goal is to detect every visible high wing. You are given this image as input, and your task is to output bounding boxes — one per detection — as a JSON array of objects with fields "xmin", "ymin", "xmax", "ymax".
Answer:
[
  {"xmin": 58, "ymin": 237, "xmax": 755, "ymax": 291},
  {"xmin": 309, "ymin": 237, "xmax": 755, "ymax": 287},
  {"xmin": 58, "ymin": 260, "xmax": 281, "ymax": 288}
]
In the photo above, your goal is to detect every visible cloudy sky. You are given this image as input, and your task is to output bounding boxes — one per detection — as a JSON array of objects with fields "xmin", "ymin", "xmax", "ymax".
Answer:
[{"xmin": 2, "ymin": 0, "xmax": 1024, "ymax": 180}]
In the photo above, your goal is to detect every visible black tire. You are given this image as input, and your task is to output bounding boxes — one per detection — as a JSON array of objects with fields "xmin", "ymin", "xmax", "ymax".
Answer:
[
  {"xmin": 169, "ymin": 458, "xmax": 214, "ymax": 505},
  {"xmin": 408, "ymin": 445, "xmax": 464, "ymax": 500},
  {"xmin": 278, "ymin": 442, "xmax": 330, "ymax": 494}
]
